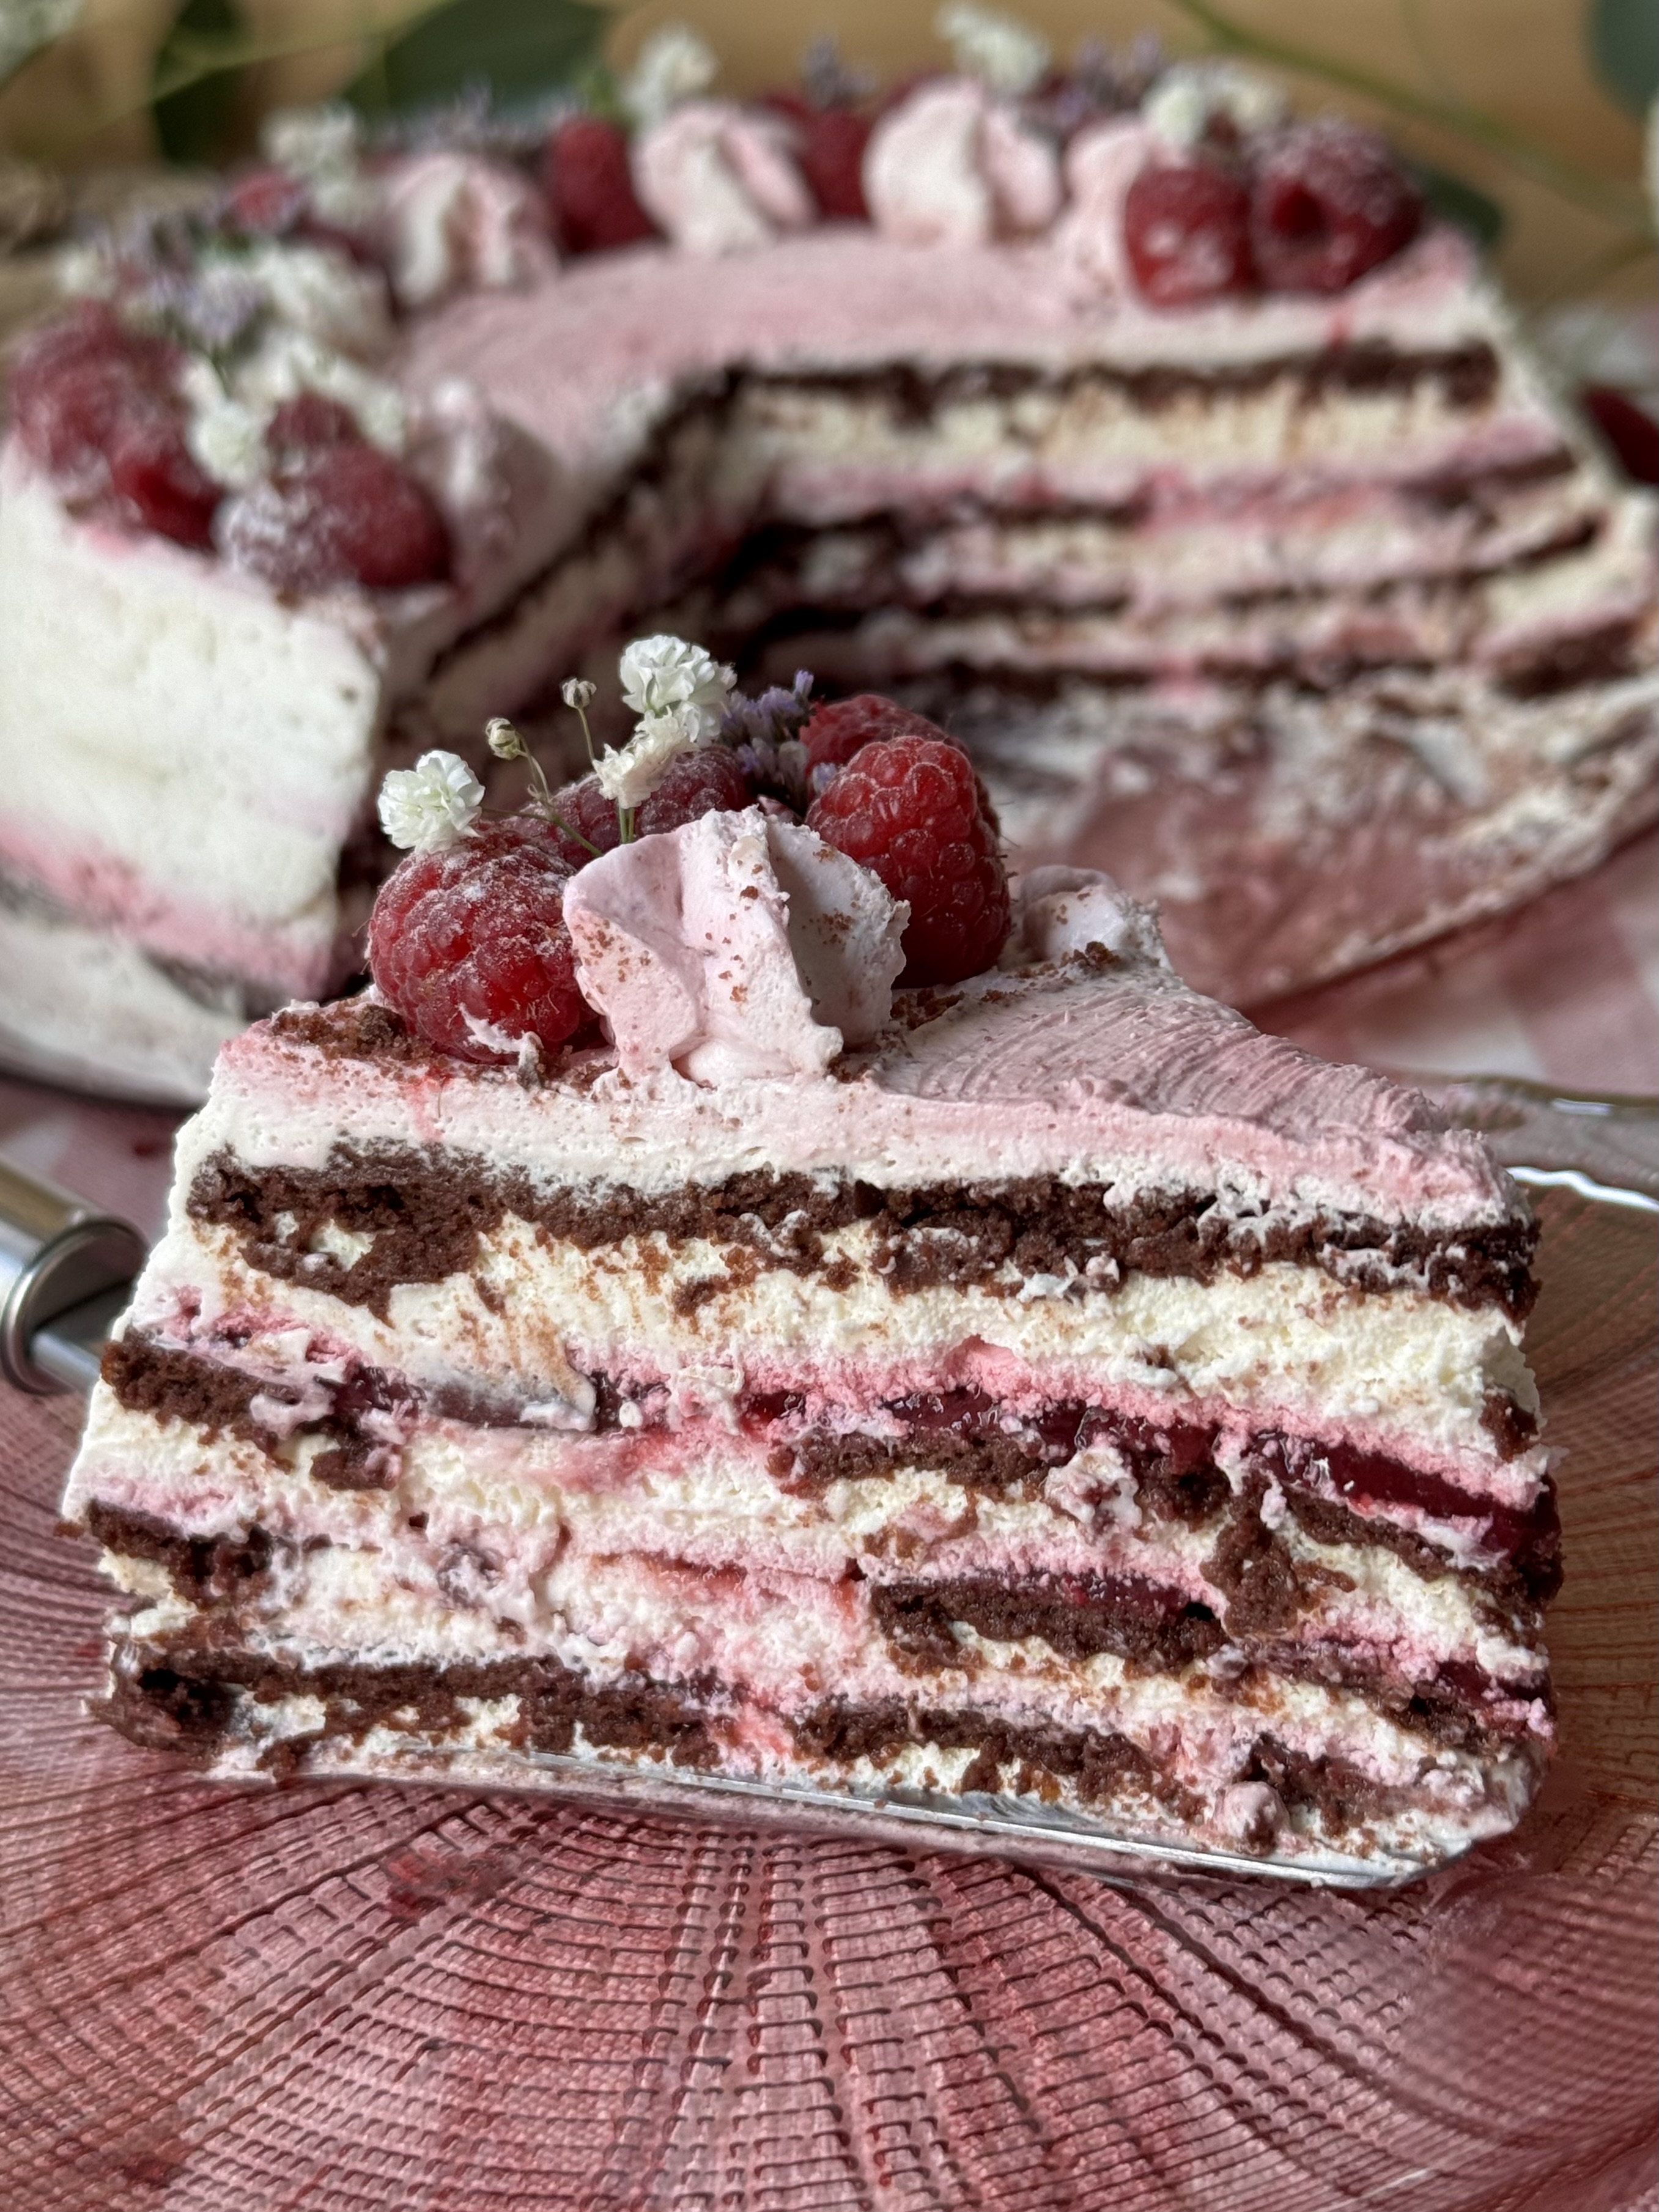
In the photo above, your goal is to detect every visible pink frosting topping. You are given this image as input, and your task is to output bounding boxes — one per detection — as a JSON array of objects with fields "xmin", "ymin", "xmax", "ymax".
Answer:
[
  {"xmin": 1012, "ymin": 866, "xmax": 1170, "ymax": 969},
  {"xmin": 375, "ymin": 153, "xmax": 558, "ymax": 309},
  {"xmin": 1052, "ymin": 116, "xmax": 1158, "ymax": 300},
  {"xmin": 632, "ymin": 100, "xmax": 816, "ymax": 257},
  {"xmin": 563, "ymin": 806, "xmax": 906, "ymax": 1083},
  {"xmin": 863, "ymin": 79, "xmax": 1063, "ymax": 248}
]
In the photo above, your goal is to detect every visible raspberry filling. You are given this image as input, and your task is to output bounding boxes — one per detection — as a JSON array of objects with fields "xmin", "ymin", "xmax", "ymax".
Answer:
[{"xmin": 744, "ymin": 1384, "xmax": 1557, "ymax": 1587}]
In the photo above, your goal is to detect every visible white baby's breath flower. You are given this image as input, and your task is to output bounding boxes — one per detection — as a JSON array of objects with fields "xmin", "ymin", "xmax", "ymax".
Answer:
[
  {"xmin": 54, "ymin": 239, "xmax": 113, "ymax": 298},
  {"xmin": 0, "ymin": 0, "xmax": 82, "ymax": 87},
  {"xmin": 1143, "ymin": 60, "xmax": 1286, "ymax": 150},
  {"xmin": 262, "ymin": 105, "xmax": 380, "ymax": 228},
  {"xmin": 485, "ymin": 715, "xmax": 527, "ymax": 761},
  {"xmin": 176, "ymin": 354, "xmax": 224, "ymax": 413},
  {"xmin": 562, "ymin": 677, "xmax": 597, "ymax": 710},
  {"xmin": 235, "ymin": 240, "xmax": 393, "ymax": 361},
  {"xmin": 378, "ymin": 751, "xmax": 484, "ymax": 852},
  {"xmin": 936, "ymin": 2, "xmax": 1049, "ymax": 97},
  {"xmin": 617, "ymin": 632, "xmax": 734, "ymax": 737},
  {"xmin": 308, "ymin": 166, "xmax": 383, "ymax": 231},
  {"xmin": 593, "ymin": 704, "xmax": 701, "ymax": 812},
  {"xmin": 621, "ymin": 23, "xmax": 718, "ymax": 128},
  {"xmin": 186, "ymin": 391, "xmax": 270, "ymax": 490},
  {"xmin": 262, "ymin": 103, "xmax": 361, "ymax": 180}
]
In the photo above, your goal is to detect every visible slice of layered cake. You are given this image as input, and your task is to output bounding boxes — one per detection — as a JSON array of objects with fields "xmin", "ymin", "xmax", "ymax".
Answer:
[{"xmin": 62, "ymin": 651, "xmax": 1558, "ymax": 1879}]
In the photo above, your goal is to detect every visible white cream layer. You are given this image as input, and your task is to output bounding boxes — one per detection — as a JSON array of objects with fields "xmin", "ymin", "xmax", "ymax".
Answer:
[
  {"xmin": 129, "ymin": 1211, "xmax": 1539, "ymax": 1490},
  {"xmin": 75, "ymin": 1396, "xmax": 1546, "ymax": 1690},
  {"xmin": 0, "ymin": 887, "xmax": 248, "ymax": 1103},
  {"xmin": 0, "ymin": 459, "xmax": 381, "ymax": 997}
]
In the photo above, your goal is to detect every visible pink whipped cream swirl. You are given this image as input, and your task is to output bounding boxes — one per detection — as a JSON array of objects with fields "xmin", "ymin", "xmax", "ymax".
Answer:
[
  {"xmin": 863, "ymin": 79, "xmax": 1063, "ymax": 247},
  {"xmin": 563, "ymin": 805, "xmax": 907, "ymax": 1082},
  {"xmin": 375, "ymin": 153, "xmax": 558, "ymax": 309},
  {"xmin": 630, "ymin": 101, "xmax": 816, "ymax": 256}
]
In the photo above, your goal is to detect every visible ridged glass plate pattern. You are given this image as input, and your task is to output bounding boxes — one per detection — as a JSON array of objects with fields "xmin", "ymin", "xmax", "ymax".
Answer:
[{"xmin": 1, "ymin": 1184, "xmax": 1654, "ymax": 2211}]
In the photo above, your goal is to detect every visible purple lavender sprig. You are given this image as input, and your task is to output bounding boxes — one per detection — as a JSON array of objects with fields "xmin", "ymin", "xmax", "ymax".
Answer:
[
  {"xmin": 799, "ymin": 35, "xmax": 876, "ymax": 112},
  {"xmin": 720, "ymin": 668, "xmax": 818, "ymax": 812},
  {"xmin": 65, "ymin": 201, "xmax": 275, "ymax": 367}
]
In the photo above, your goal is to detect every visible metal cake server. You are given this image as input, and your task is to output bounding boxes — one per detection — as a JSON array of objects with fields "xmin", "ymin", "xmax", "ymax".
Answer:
[{"xmin": 0, "ymin": 1158, "xmax": 146, "ymax": 1394}]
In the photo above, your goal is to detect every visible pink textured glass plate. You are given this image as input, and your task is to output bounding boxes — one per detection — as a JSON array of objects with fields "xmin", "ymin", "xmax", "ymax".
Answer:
[{"xmin": 2, "ymin": 1181, "xmax": 1655, "ymax": 2210}]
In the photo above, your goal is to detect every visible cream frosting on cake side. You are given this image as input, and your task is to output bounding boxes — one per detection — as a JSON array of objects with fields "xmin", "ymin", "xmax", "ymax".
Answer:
[{"xmin": 64, "ymin": 850, "xmax": 1556, "ymax": 1875}]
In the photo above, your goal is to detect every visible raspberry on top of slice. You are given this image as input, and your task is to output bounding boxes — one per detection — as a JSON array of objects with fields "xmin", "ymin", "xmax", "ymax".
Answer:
[{"xmin": 806, "ymin": 729, "xmax": 1010, "ymax": 987}]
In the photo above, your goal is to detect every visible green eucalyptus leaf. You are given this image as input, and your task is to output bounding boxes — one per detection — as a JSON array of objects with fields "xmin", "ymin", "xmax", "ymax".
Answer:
[
  {"xmin": 152, "ymin": 0, "xmax": 246, "ymax": 166},
  {"xmin": 346, "ymin": 0, "xmax": 607, "ymax": 119},
  {"xmin": 1589, "ymin": 0, "xmax": 1658, "ymax": 116},
  {"xmin": 1403, "ymin": 159, "xmax": 1507, "ymax": 251}
]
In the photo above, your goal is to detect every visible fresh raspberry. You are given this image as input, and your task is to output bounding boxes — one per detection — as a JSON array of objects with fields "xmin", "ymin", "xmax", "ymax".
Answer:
[
  {"xmin": 1123, "ymin": 158, "xmax": 1253, "ymax": 306},
  {"xmin": 539, "ymin": 772, "xmax": 616, "ymax": 866},
  {"xmin": 543, "ymin": 116, "xmax": 658, "ymax": 256},
  {"xmin": 799, "ymin": 693, "xmax": 951, "ymax": 776},
  {"xmin": 15, "ymin": 353, "xmax": 144, "ymax": 484},
  {"xmin": 9, "ymin": 306, "xmax": 221, "ymax": 543},
  {"xmin": 1251, "ymin": 122, "xmax": 1421, "ymax": 295},
  {"xmin": 800, "ymin": 695, "xmax": 1000, "ymax": 829},
  {"xmin": 8, "ymin": 305, "xmax": 177, "ymax": 484},
  {"xmin": 765, "ymin": 95, "xmax": 871, "ymax": 220},
  {"xmin": 106, "ymin": 410, "xmax": 221, "ymax": 547},
  {"xmin": 265, "ymin": 391, "xmax": 363, "ymax": 462},
  {"xmin": 221, "ymin": 443, "xmax": 449, "ymax": 592},
  {"xmin": 368, "ymin": 816, "xmax": 588, "ymax": 1063},
  {"xmin": 543, "ymin": 746, "xmax": 753, "ymax": 869},
  {"xmin": 806, "ymin": 734, "xmax": 1010, "ymax": 986}
]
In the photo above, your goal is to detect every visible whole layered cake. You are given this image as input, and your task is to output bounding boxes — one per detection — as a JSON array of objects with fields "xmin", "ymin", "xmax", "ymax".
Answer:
[
  {"xmin": 0, "ymin": 15, "xmax": 1654, "ymax": 1099},
  {"xmin": 64, "ymin": 646, "xmax": 1559, "ymax": 1879}
]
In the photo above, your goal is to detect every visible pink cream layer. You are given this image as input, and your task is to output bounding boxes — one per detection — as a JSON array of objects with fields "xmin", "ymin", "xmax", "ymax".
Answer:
[
  {"xmin": 204, "ymin": 969, "xmax": 1523, "ymax": 1230},
  {"xmin": 875, "ymin": 474, "xmax": 1599, "ymax": 608},
  {"xmin": 0, "ymin": 814, "xmax": 344, "ymax": 995},
  {"xmin": 120, "ymin": 1278, "xmax": 1546, "ymax": 1513},
  {"xmin": 81, "ymin": 1370, "xmax": 1549, "ymax": 1574}
]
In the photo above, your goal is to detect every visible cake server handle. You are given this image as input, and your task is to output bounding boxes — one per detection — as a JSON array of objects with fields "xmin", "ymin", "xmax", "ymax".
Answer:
[{"xmin": 0, "ymin": 1159, "xmax": 147, "ymax": 1396}]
